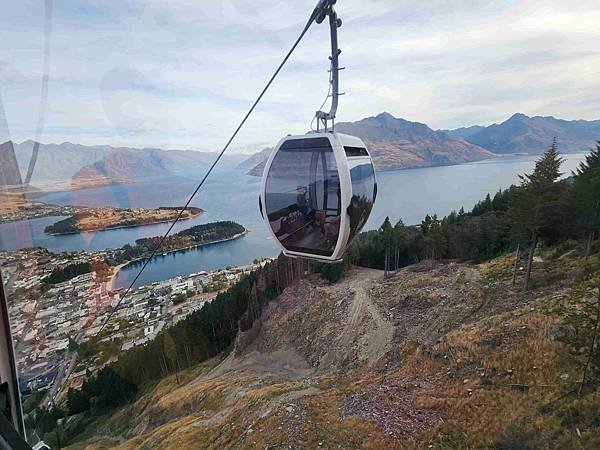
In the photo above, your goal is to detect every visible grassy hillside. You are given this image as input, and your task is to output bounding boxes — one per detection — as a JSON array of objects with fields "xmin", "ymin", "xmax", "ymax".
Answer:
[{"xmin": 61, "ymin": 242, "xmax": 599, "ymax": 449}]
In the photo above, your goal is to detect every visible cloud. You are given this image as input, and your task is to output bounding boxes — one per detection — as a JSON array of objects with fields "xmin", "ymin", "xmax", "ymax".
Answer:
[{"xmin": 0, "ymin": 0, "xmax": 599, "ymax": 150}]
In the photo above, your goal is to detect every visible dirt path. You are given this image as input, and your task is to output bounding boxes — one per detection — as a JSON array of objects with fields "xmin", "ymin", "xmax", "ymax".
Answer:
[
  {"xmin": 208, "ymin": 268, "xmax": 394, "ymax": 381},
  {"xmin": 362, "ymin": 289, "xmax": 395, "ymax": 366},
  {"xmin": 334, "ymin": 268, "xmax": 395, "ymax": 368}
]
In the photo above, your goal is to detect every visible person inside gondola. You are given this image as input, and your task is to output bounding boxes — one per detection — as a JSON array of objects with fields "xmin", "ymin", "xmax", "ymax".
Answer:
[{"xmin": 296, "ymin": 185, "xmax": 310, "ymax": 216}]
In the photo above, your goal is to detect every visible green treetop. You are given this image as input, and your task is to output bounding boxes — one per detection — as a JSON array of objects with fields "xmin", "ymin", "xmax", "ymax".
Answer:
[{"xmin": 573, "ymin": 142, "xmax": 600, "ymax": 256}]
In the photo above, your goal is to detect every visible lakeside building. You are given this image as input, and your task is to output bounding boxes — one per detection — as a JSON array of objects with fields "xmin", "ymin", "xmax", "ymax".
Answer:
[{"xmin": 2, "ymin": 246, "xmax": 272, "ymax": 399}]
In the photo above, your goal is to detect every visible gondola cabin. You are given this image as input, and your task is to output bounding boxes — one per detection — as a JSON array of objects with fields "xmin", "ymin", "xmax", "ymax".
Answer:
[{"xmin": 260, "ymin": 132, "xmax": 377, "ymax": 261}]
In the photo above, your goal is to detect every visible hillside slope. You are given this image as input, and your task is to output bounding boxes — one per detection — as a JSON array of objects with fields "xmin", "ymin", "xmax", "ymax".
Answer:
[
  {"xmin": 67, "ymin": 246, "xmax": 600, "ymax": 449},
  {"xmin": 441, "ymin": 125, "xmax": 485, "ymax": 139}
]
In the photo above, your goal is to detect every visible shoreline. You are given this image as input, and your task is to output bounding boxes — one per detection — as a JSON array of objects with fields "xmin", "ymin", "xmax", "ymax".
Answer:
[
  {"xmin": 109, "ymin": 263, "xmax": 129, "ymax": 291},
  {"xmin": 246, "ymin": 151, "xmax": 588, "ymax": 177},
  {"xmin": 109, "ymin": 230, "xmax": 249, "ymax": 290}
]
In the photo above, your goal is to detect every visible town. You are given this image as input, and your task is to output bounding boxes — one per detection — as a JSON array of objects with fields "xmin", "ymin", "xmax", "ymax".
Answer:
[{"xmin": 0, "ymin": 246, "xmax": 270, "ymax": 408}]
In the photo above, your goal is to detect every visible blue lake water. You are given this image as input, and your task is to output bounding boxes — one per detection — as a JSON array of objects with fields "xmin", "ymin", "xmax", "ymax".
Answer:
[{"xmin": 0, "ymin": 153, "xmax": 587, "ymax": 288}]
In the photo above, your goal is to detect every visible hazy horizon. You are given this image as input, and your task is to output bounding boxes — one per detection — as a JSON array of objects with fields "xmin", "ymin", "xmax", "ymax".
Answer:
[{"xmin": 4, "ymin": 109, "xmax": 600, "ymax": 156}]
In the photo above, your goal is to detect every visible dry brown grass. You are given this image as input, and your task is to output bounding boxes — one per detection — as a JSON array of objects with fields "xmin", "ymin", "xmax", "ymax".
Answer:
[
  {"xmin": 62, "ymin": 207, "xmax": 200, "ymax": 233},
  {"xmin": 420, "ymin": 310, "xmax": 570, "ymax": 448},
  {"xmin": 67, "ymin": 248, "xmax": 600, "ymax": 450}
]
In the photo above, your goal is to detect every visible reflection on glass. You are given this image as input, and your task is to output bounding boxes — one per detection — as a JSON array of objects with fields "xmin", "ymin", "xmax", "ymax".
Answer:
[
  {"xmin": 348, "ymin": 159, "xmax": 375, "ymax": 243},
  {"xmin": 265, "ymin": 140, "xmax": 341, "ymax": 256}
]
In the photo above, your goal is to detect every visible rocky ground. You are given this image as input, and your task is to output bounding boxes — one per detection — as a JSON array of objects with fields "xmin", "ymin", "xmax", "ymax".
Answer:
[{"xmin": 66, "ymin": 245, "xmax": 600, "ymax": 449}]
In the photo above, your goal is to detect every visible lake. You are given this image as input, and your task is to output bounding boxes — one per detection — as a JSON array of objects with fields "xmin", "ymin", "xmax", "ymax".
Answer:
[{"xmin": 0, "ymin": 153, "xmax": 587, "ymax": 288}]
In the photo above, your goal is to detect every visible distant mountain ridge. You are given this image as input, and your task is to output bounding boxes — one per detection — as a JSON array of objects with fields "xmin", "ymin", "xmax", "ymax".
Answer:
[
  {"xmin": 73, "ymin": 147, "xmax": 231, "ymax": 185},
  {"xmin": 237, "ymin": 147, "xmax": 273, "ymax": 171},
  {"xmin": 442, "ymin": 125, "xmax": 485, "ymax": 139},
  {"xmin": 13, "ymin": 141, "xmax": 112, "ymax": 184},
  {"xmin": 335, "ymin": 113, "xmax": 493, "ymax": 170},
  {"xmin": 445, "ymin": 113, "xmax": 600, "ymax": 154},
  {"xmin": 0, "ymin": 141, "xmax": 22, "ymax": 186},
  {"xmin": 12, "ymin": 112, "xmax": 600, "ymax": 186},
  {"xmin": 244, "ymin": 112, "xmax": 493, "ymax": 175},
  {"xmin": 11, "ymin": 141, "xmax": 243, "ymax": 186},
  {"xmin": 239, "ymin": 147, "xmax": 274, "ymax": 177}
]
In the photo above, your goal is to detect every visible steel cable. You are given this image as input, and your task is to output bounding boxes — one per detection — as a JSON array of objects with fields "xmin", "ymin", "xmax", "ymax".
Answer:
[{"xmin": 98, "ymin": 5, "xmax": 323, "ymax": 334}]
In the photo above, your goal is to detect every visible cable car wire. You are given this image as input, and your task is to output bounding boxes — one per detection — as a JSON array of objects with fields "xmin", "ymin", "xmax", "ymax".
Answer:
[{"xmin": 98, "ymin": 2, "xmax": 329, "ymax": 335}]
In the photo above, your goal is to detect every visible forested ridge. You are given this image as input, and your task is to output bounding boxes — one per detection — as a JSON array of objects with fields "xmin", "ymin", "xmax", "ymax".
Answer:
[
  {"xmin": 342, "ymin": 141, "xmax": 599, "ymax": 290},
  {"xmin": 111, "ymin": 220, "xmax": 246, "ymax": 264}
]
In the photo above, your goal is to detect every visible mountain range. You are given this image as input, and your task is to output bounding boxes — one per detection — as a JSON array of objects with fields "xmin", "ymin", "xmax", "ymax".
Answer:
[
  {"xmin": 244, "ymin": 113, "xmax": 493, "ymax": 176},
  {"xmin": 335, "ymin": 113, "xmax": 493, "ymax": 170},
  {"xmin": 11, "ymin": 141, "xmax": 113, "ymax": 186},
  {"xmin": 443, "ymin": 113, "xmax": 600, "ymax": 154},
  {"xmin": 3, "ymin": 112, "xmax": 598, "ymax": 187},
  {"xmin": 236, "ymin": 147, "xmax": 273, "ymax": 174},
  {"xmin": 238, "ymin": 147, "xmax": 274, "ymax": 170},
  {"xmin": 73, "ymin": 148, "xmax": 218, "ymax": 184},
  {"xmin": 242, "ymin": 112, "xmax": 599, "ymax": 176},
  {"xmin": 443, "ymin": 125, "xmax": 485, "ymax": 140},
  {"xmin": 6, "ymin": 141, "xmax": 246, "ymax": 186}
]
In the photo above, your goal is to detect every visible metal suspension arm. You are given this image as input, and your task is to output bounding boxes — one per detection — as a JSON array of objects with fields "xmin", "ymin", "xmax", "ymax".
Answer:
[{"xmin": 314, "ymin": 0, "xmax": 343, "ymax": 132}]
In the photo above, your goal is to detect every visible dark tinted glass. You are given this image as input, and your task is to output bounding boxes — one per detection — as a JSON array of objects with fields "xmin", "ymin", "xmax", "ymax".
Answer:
[
  {"xmin": 344, "ymin": 146, "xmax": 369, "ymax": 157},
  {"xmin": 348, "ymin": 160, "xmax": 375, "ymax": 242},
  {"xmin": 265, "ymin": 141, "xmax": 341, "ymax": 256}
]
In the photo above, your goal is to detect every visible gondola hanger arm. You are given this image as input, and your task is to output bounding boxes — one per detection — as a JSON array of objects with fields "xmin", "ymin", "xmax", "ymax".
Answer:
[{"xmin": 313, "ymin": 0, "xmax": 343, "ymax": 132}]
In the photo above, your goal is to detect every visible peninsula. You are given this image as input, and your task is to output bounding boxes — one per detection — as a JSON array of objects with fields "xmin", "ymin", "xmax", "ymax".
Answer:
[
  {"xmin": 110, "ymin": 221, "xmax": 247, "ymax": 265},
  {"xmin": 44, "ymin": 206, "xmax": 203, "ymax": 235}
]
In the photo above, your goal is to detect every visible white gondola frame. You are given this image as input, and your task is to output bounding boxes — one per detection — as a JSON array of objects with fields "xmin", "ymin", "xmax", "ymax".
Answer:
[{"xmin": 260, "ymin": 132, "xmax": 375, "ymax": 262}]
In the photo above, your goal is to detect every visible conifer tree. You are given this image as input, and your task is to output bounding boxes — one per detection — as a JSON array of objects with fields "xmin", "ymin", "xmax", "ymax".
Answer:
[
  {"xmin": 573, "ymin": 142, "xmax": 600, "ymax": 257},
  {"xmin": 422, "ymin": 214, "xmax": 447, "ymax": 260},
  {"xmin": 380, "ymin": 217, "xmax": 394, "ymax": 276},
  {"xmin": 163, "ymin": 332, "xmax": 180, "ymax": 384},
  {"xmin": 509, "ymin": 139, "xmax": 564, "ymax": 291},
  {"xmin": 393, "ymin": 219, "xmax": 409, "ymax": 269}
]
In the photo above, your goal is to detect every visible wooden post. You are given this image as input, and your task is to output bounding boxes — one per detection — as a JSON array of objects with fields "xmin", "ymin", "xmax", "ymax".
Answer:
[
  {"xmin": 524, "ymin": 233, "xmax": 537, "ymax": 292},
  {"xmin": 384, "ymin": 248, "xmax": 388, "ymax": 278},
  {"xmin": 586, "ymin": 231, "xmax": 593, "ymax": 259},
  {"xmin": 512, "ymin": 243, "xmax": 520, "ymax": 287}
]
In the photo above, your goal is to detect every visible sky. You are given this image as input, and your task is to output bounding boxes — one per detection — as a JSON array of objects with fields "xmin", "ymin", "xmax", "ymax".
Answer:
[{"xmin": 1, "ymin": 0, "xmax": 600, "ymax": 153}]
